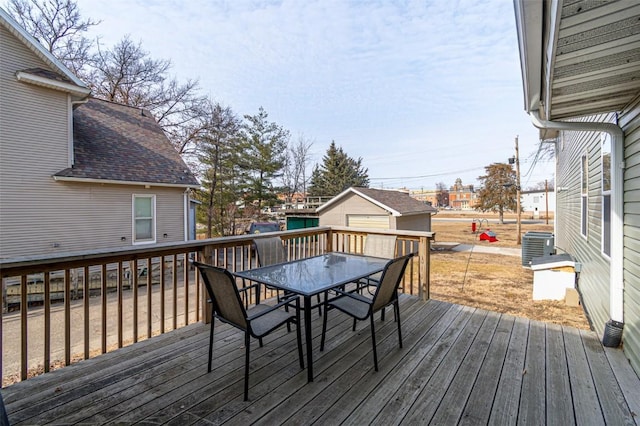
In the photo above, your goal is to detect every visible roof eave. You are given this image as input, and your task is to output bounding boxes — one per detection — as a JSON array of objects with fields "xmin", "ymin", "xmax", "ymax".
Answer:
[
  {"xmin": 513, "ymin": 0, "xmax": 545, "ymax": 115},
  {"xmin": 53, "ymin": 175, "xmax": 200, "ymax": 190},
  {"xmin": 16, "ymin": 71, "xmax": 91, "ymax": 100}
]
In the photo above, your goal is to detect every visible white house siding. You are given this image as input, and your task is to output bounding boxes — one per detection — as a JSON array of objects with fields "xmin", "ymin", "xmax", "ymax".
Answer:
[
  {"xmin": 620, "ymin": 96, "xmax": 640, "ymax": 374},
  {"xmin": 555, "ymin": 113, "xmax": 615, "ymax": 340}
]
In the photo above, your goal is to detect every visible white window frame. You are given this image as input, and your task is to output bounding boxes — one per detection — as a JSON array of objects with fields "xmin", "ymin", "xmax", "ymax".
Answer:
[
  {"xmin": 601, "ymin": 134, "xmax": 611, "ymax": 258},
  {"xmin": 132, "ymin": 194, "xmax": 156, "ymax": 244},
  {"xmin": 581, "ymin": 154, "xmax": 588, "ymax": 238}
]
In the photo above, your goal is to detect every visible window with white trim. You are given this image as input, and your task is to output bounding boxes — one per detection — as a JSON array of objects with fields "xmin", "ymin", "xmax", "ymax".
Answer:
[
  {"xmin": 133, "ymin": 195, "xmax": 156, "ymax": 243},
  {"xmin": 601, "ymin": 134, "xmax": 611, "ymax": 257},
  {"xmin": 581, "ymin": 154, "xmax": 588, "ymax": 237}
]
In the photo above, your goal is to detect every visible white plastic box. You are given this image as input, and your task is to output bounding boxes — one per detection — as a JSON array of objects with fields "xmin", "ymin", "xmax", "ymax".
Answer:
[{"xmin": 531, "ymin": 254, "xmax": 576, "ymax": 301}]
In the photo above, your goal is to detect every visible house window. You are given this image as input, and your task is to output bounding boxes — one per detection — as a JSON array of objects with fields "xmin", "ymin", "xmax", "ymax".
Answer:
[
  {"xmin": 581, "ymin": 154, "xmax": 588, "ymax": 238},
  {"xmin": 133, "ymin": 195, "xmax": 156, "ymax": 243},
  {"xmin": 602, "ymin": 134, "xmax": 611, "ymax": 257}
]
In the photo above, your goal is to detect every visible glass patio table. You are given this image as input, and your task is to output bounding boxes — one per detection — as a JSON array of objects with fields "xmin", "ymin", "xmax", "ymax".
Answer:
[{"xmin": 235, "ymin": 252, "xmax": 390, "ymax": 382}]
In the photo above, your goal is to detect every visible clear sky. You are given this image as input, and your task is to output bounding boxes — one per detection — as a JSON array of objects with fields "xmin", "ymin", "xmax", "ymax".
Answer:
[{"xmin": 74, "ymin": 0, "xmax": 554, "ymax": 190}]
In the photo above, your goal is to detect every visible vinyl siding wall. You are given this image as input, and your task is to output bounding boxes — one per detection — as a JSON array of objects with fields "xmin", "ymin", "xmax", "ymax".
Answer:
[
  {"xmin": 395, "ymin": 214, "xmax": 432, "ymax": 232},
  {"xmin": 619, "ymin": 95, "xmax": 640, "ymax": 375},
  {"xmin": 318, "ymin": 193, "xmax": 389, "ymax": 227},
  {"xmin": 1, "ymin": 25, "xmax": 70, "ymax": 258},
  {"xmin": 556, "ymin": 113, "xmax": 614, "ymax": 337},
  {"xmin": 0, "ymin": 26, "xmax": 187, "ymax": 259}
]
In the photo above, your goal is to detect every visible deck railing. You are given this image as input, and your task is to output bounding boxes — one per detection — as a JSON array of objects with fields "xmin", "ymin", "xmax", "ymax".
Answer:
[{"xmin": 0, "ymin": 226, "xmax": 433, "ymax": 386}]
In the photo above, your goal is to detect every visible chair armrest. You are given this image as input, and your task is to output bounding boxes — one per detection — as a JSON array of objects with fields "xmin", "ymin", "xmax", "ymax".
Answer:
[
  {"xmin": 331, "ymin": 287, "xmax": 373, "ymax": 305},
  {"xmin": 246, "ymin": 295, "xmax": 300, "ymax": 321},
  {"xmin": 238, "ymin": 283, "xmax": 260, "ymax": 294}
]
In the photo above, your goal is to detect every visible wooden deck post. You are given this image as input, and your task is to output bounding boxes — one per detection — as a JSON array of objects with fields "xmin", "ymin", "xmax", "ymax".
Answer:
[{"xmin": 419, "ymin": 236, "xmax": 430, "ymax": 301}]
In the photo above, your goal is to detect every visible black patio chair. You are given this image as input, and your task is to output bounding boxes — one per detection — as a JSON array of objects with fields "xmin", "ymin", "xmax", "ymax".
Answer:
[
  {"xmin": 253, "ymin": 236, "xmax": 322, "ymax": 316},
  {"xmin": 320, "ymin": 252, "xmax": 415, "ymax": 371},
  {"xmin": 193, "ymin": 261, "xmax": 304, "ymax": 401},
  {"xmin": 356, "ymin": 234, "xmax": 397, "ymax": 293},
  {"xmin": 351, "ymin": 234, "xmax": 398, "ymax": 322}
]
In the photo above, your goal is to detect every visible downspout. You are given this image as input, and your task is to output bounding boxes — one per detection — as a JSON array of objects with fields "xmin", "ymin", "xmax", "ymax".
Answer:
[
  {"xmin": 183, "ymin": 189, "xmax": 190, "ymax": 241},
  {"xmin": 530, "ymin": 111, "xmax": 625, "ymax": 328}
]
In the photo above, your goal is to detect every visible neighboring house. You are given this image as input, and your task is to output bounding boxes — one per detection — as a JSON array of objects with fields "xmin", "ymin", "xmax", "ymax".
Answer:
[
  {"xmin": 521, "ymin": 189, "xmax": 555, "ymax": 217},
  {"xmin": 448, "ymin": 178, "xmax": 478, "ymax": 210},
  {"xmin": 0, "ymin": 9, "xmax": 199, "ymax": 259},
  {"xmin": 515, "ymin": 0, "xmax": 640, "ymax": 375},
  {"xmin": 317, "ymin": 187, "xmax": 437, "ymax": 231}
]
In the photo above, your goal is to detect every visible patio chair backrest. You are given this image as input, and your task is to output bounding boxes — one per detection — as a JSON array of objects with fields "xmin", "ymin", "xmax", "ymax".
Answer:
[
  {"xmin": 372, "ymin": 253, "xmax": 414, "ymax": 312},
  {"xmin": 363, "ymin": 234, "xmax": 397, "ymax": 259},
  {"xmin": 193, "ymin": 262, "xmax": 248, "ymax": 329},
  {"xmin": 254, "ymin": 236, "xmax": 288, "ymax": 266}
]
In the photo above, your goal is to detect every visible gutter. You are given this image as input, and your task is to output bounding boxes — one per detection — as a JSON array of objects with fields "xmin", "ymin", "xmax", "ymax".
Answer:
[{"xmin": 529, "ymin": 111, "xmax": 625, "ymax": 327}]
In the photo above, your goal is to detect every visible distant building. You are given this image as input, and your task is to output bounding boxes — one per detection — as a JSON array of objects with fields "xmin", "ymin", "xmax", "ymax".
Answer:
[
  {"xmin": 521, "ymin": 189, "xmax": 555, "ymax": 218},
  {"xmin": 410, "ymin": 188, "xmax": 449, "ymax": 208},
  {"xmin": 448, "ymin": 178, "xmax": 478, "ymax": 210}
]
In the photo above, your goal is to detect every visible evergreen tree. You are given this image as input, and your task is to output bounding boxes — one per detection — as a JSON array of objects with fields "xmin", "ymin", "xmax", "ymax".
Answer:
[
  {"xmin": 195, "ymin": 102, "xmax": 242, "ymax": 237},
  {"xmin": 308, "ymin": 141, "xmax": 369, "ymax": 196},
  {"xmin": 239, "ymin": 107, "xmax": 289, "ymax": 210},
  {"xmin": 476, "ymin": 163, "xmax": 517, "ymax": 224}
]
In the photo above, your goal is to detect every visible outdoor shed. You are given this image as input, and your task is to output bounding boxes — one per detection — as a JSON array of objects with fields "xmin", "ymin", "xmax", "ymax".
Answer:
[{"xmin": 317, "ymin": 187, "xmax": 436, "ymax": 231}]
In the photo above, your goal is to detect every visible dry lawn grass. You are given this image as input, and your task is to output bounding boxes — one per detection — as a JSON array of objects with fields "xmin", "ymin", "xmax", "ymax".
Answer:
[{"xmin": 429, "ymin": 212, "xmax": 590, "ymax": 330}]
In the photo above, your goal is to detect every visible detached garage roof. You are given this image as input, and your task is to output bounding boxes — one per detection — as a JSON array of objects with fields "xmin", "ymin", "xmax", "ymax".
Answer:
[{"xmin": 317, "ymin": 187, "xmax": 437, "ymax": 217}]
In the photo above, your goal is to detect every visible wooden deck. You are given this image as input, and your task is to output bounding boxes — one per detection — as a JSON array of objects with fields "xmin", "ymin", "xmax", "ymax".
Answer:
[{"xmin": 2, "ymin": 295, "xmax": 639, "ymax": 425}]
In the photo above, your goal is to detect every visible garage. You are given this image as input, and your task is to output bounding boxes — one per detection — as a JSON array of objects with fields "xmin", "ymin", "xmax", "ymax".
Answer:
[{"xmin": 317, "ymin": 187, "xmax": 436, "ymax": 232}]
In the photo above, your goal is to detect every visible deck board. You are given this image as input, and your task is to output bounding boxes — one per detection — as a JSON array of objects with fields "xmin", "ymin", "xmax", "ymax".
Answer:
[
  {"xmin": 2, "ymin": 296, "xmax": 639, "ymax": 426},
  {"xmin": 458, "ymin": 313, "xmax": 515, "ymax": 425},
  {"xmin": 545, "ymin": 322, "xmax": 575, "ymax": 425}
]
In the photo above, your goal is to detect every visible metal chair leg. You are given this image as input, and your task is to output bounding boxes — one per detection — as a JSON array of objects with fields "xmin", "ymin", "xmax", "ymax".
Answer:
[
  {"xmin": 208, "ymin": 314, "xmax": 215, "ymax": 372},
  {"xmin": 370, "ymin": 315, "xmax": 378, "ymax": 371},
  {"xmin": 395, "ymin": 301, "xmax": 402, "ymax": 348},
  {"xmin": 320, "ymin": 302, "xmax": 329, "ymax": 351},
  {"xmin": 244, "ymin": 332, "xmax": 250, "ymax": 401},
  {"xmin": 295, "ymin": 315, "xmax": 304, "ymax": 369}
]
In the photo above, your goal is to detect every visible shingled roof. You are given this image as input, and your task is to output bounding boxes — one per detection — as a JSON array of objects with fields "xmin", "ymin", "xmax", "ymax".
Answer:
[
  {"xmin": 317, "ymin": 187, "xmax": 437, "ymax": 216},
  {"xmin": 54, "ymin": 98, "xmax": 199, "ymax": 188}
]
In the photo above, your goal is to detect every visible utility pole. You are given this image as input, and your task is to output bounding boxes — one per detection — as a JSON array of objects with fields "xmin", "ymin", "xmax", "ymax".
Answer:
[
  {"xmin": 515, "ymin": 136, "xmax": 522, "ymax": 245},
  {"xmin": 545, "ymin": 179, "xmax": 549, "ymax": 225}
]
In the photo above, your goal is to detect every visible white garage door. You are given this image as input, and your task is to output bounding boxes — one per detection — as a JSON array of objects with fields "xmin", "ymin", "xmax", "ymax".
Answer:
[{"xmin": 347, "ymin": 215, "xmax": 389, "ymax": 229}]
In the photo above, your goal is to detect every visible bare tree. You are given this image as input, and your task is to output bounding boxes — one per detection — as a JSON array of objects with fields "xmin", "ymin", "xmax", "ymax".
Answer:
[
  {"xmin": 7, "ymin": 0, "xmax": 99, "ymax": 78},
  {"xmin": 89, "ymin": 36, "xmax": 209, "ymax": 153},
  {"xmin": 526, "ymin": 179, "xmax": 554, "ymax": 191},
  {"xmin": 90, "ymin": 36, "xmax": 170, "ymax": 105},
  {"xmin": 281, "ymin": 135, "xmax": 313, "ymax": 202},
  {"xmin": 435, "ymin": 181, "xmax": 448, "ymax": 207}
]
